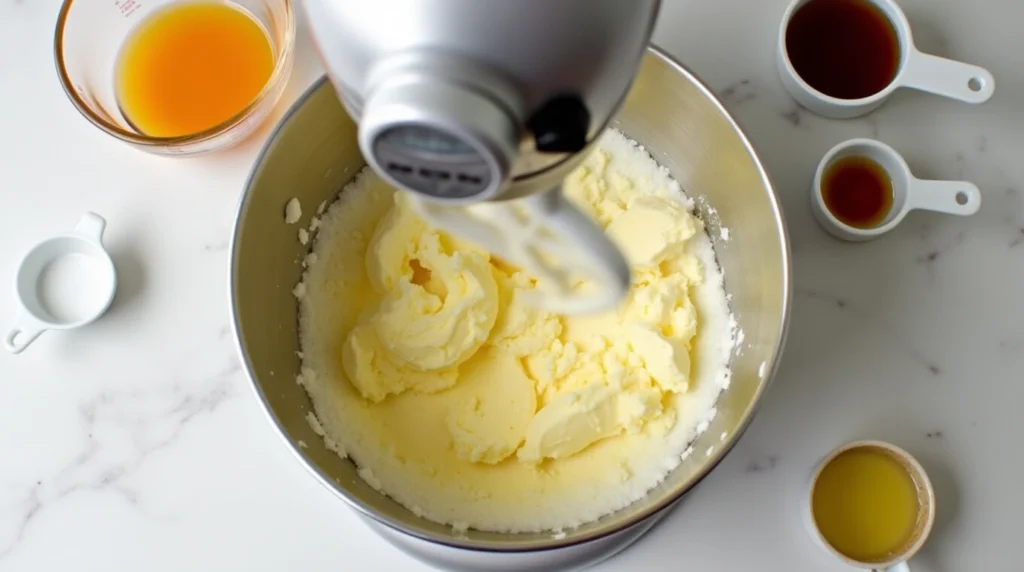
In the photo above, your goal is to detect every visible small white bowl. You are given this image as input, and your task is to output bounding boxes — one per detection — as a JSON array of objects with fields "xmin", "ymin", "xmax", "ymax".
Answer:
[
  {"xmin": 5, "ymin": 212, "xmax": 117, "ymax": 354},
  {"xmin": 804, "ymin": 440, "xmax": 936, "ymax": 571},
  {"xmin": 811, "ymin": 138, "xmax": 981, "ymax": 241}
]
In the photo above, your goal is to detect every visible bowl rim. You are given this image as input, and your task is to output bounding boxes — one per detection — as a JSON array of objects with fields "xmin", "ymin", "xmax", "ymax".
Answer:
[
  {"xmin": 53, "ymin": 0, "xmax": 295, "ymax": 149},
  {"xmin": 231, "ymin": 44, "xmax": 793, "ymax": 552}
]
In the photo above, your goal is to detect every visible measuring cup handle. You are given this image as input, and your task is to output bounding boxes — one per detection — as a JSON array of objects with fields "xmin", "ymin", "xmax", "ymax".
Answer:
[
  {"xmin": 74, "ymin": 212, "xmax": 107, "ymax": 244},
  {"xmin": 900, "ymin": 50, "xmax": 995, "ymax": 104},
  {"xmin": 872, "ymin": 561, "xmax": 911, "ymax": 572},
  {"xmin": 5, "ymin": 316, "xmax": 46, "ymax": 354},
  {"xmin": 908, "ymin": 178, "xmax": 982, "ymax": 216}
]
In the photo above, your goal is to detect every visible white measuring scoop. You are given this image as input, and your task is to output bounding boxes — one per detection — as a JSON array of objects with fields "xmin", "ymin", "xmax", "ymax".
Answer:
[
  {"xmin": 811, "ymin": 138, "xmax": 982, "ymax": 241},
  {"xmin": 777, "ymin": 0, "xmax": 995, "ymax": 119},
  {"xmin": 410, "ymin": 186, "xmax": 631, "ymax": 315},
  {"xmin": 5, "ymin": 212, "xmax": 117, "ymax": 354}
]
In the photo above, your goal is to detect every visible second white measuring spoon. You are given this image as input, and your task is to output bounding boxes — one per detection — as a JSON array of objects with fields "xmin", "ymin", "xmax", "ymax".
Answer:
[{"xmin": 811, "ymin": 138, "xmax": 982, "ymax": 241}]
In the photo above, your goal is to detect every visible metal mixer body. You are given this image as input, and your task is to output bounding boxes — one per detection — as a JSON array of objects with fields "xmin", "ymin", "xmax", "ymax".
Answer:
[{"xmin": 300, "ymin": 0, "xmax": 661, "ymax": 205}]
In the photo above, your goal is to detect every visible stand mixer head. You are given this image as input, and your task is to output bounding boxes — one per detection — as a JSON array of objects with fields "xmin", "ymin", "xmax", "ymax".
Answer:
[{"xmin": 300, "ymin": 0, "xmax": 662, "ymax": 314}]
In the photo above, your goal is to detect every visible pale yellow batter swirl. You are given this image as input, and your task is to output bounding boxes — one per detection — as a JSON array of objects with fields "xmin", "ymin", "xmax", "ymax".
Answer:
[{"xmin": 297, "ymin": 130, "xmax": 734, "ymax": 532}]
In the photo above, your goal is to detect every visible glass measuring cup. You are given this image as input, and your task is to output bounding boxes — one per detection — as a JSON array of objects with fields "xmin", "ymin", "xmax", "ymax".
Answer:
[{"xmin": 55, "ymin": 0, "xmax": 295, "ymax": 155}]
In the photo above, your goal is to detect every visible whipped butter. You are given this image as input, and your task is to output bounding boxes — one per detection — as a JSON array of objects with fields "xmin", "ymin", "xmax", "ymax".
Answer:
[{"xmin": 296, "ymin": 129, "xmax": 735, "ymax": 532}]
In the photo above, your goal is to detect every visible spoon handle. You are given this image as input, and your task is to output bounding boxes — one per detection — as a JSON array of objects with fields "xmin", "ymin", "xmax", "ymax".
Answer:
[
  {"xmin": 873, "ymin": 560, "xmax": 911, "ymax": 572},
  {"xmin": 908, "ymin": 178, "xmax": 982, "ymax": 216}
]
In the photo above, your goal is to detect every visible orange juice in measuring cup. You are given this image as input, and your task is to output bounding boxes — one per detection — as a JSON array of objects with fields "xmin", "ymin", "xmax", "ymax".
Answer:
[{"xmin": 55, "ymin": 0, "xmax": 295, "ymax": 154}]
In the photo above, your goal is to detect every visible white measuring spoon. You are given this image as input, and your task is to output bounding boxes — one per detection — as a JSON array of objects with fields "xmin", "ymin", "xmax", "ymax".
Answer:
[
  {"xmin": 777, "ymin": 0, "xmax": 995, "ymax": 119},
  {"xmin": 5, "ymin": 212, "xmax": 117, "ymax": 353},
  {"xmin": 811, "ymin": 138, "xmax": 981, "ymax": 241}
]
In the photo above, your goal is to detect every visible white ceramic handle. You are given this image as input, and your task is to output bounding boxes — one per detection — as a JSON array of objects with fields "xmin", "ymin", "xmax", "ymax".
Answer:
[
  {"xmin": 74, "ymin": 212, "xmax": 107, "ymax": 243},
  {"xmin": 5, "ymin": 315, "xmax": 47, "ymax": 354},
  {"xmin": 900, "ymin": 50, "xmax": 995, "ymax": 104},
  {"xmin": 908, "ymin": 178, "xmax": 982, "ymax": 216},
  {"xmin": 409, "ymin": 188, "xmax": 631, "ymax": 315},
  {"xmin": 873, "ymin": 561, "xmax": 911, "ymax": 572}
]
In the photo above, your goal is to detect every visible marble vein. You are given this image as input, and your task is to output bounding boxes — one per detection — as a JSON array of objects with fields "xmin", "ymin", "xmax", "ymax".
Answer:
[
  {"xmin": 744, "ymin": 455, "xmax": 779, "ymax": 473},
  {"xmin": 203, "ymin": 239, "xmax": 230, "ymax": 252},
  {"xmin": 719, "ymin": 79, "xmax": 757, "ymax": 106},
  {"xmin": 0, "ymin": 360, "xmax": 242, "ymax": 562},
  {"xmin": 795, "ymin": 287, "xmax": 942, "ymax": 376},
  {"xmin": 781, "ymin": 102, "xmax": 805, "ymax": 127}
]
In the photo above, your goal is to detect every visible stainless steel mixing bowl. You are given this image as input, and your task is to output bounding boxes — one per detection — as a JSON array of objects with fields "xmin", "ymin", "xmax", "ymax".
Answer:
[{"xmin": 232, "ymin": 47, "xmax": 790, "ymax": 565}]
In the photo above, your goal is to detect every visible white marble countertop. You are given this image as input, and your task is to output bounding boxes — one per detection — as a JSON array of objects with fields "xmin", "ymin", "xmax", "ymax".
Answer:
[{"xmin": 1, "ymin": 0, "xmax": 1021, "ymax": 570}]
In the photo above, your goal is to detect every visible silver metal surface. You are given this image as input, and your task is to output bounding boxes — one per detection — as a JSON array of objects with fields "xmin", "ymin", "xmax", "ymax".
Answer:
[
  {"xmin": 299, "ymin": 0, "xmax": 660, "ymax": 202},
  {"xmin": 362, "ymin": 502, "xmax": 674, "ymax": 572},
  {"xmin": 231, "ymin": 47, "xmax": 790, "ymax": 560}
]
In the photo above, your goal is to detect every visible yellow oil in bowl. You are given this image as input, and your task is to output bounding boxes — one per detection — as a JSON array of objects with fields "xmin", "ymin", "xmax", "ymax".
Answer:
[{"xmin": 811, "ymin": 445, "xmax": 922, "ymax": 562}]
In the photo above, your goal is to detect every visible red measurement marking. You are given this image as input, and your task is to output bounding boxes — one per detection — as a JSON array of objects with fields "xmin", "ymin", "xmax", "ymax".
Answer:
[{"xmin": 115, "ymin": 0, "xmax": 141, "ymax": 17}]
